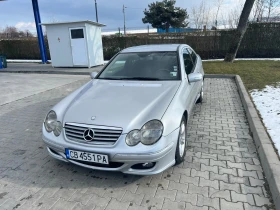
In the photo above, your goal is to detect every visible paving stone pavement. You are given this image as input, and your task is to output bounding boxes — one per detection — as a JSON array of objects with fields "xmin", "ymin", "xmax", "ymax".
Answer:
[{"xmin": 0, "ymin": 78, "xmax": 275, "ymax": 210}]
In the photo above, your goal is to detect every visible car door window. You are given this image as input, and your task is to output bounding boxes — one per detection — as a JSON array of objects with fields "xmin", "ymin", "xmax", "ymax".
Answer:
[
  {"xmin": 183, "ymin": 48, "xmax": 194, "ymax": 75},
  {"xmin": 188, "ymin": 48, "xmax": 197, "ymax": 65}
]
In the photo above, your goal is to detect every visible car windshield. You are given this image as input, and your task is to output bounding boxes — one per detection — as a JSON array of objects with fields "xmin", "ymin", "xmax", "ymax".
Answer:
[{"xmin": 97, "ymin": 52, "xmax": 180, "ymax": 81}]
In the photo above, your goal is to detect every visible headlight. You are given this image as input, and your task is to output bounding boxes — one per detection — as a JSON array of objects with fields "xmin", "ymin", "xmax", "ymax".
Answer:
[
  {"xmin": 126, "ymin": 120, "xmax": 163, "ymax": 146},
  {"xmin": 125, "ymin": 130, "xmax": 141, "ymax": 146},
  {"xmin": 44, "ymin": 111, "xmax": 57, "ymax": 132},
  {"xmin": 44, "ymin": 111, "xmax": 63, "ymax": 137},
  {"xmin": 53, "ymin": 121, "xmax": 63, "ymax": 137},
  {"xmin": 141, "ymin": 120, "xmax": 163, "ymax": 145}
]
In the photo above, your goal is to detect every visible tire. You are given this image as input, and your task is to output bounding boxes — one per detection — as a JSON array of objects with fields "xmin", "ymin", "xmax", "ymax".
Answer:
[
  {"xmin": 196, "ymin": 82, "xmax": 204, "ymax": 103},
  {"xmin": 175, "ymin": 116, "xmax": 187, "ymax": 164}
]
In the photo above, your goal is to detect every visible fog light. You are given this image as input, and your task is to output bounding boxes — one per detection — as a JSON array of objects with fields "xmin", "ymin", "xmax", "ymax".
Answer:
[
  {"xmin": 142, "ymin": 162, "xmax": 154, "ymax": 168},
  {"xmin": 131, "ymin": 162, "xmax": 156, "ymax": 170}
]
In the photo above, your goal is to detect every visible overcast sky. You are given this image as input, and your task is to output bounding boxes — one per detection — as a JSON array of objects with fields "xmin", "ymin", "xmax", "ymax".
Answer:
[{"xmin": 0, "ymin": 0, "xmax": 242, "ymax": 33}]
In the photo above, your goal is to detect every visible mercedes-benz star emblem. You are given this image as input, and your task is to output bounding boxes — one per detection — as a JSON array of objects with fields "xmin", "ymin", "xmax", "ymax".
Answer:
[{"xmin": 83, "ymin": 129, "xmax": 95, "ymax": 141}]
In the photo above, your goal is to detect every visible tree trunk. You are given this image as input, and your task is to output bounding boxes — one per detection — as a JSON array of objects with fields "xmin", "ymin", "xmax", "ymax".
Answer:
[{"xmin": 224, "ymin": 0, "xmax": 256, "ymax": 62}]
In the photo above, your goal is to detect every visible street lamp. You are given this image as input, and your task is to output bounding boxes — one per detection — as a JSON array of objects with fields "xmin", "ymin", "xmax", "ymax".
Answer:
[
  {"xmin": 123, "ymin": 4, "xmax": 127, "ymax": 36},
  {"xmin": 95, "ymin": 0, "xmax": 98, "ymax": 23}
]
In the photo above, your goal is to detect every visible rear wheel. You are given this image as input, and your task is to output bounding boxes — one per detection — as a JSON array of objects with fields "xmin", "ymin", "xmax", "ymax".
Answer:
[{"xmin": 175, "ymin": 116, "xmax": 187, "ymax": 164}]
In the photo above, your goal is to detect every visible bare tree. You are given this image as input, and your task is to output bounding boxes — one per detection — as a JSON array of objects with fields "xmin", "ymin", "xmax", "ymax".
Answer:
[
  {"xmin": 266, "ymin": 0, "xmax": 280, "ymax": 21},
  {"xmin": 219, "ymin": 13, "xmax": 229, "ymax": 29},
  {"xmin": 253, "ymin": 0, "xmax": 266, "ymax": 21},
  {"xmin": 232, "ymin": 4, "xmax": 245, "ymax": 26},
  {"xmin": 2, "ymin": 26, "xmax": 18, "ymax": 38},
  {"xmin": 214, "ymin": 0, "xmax": 244, "ymax": 29},
  {"xmin": 252, "ymin": 0, "xmax": 280, "ymax": 22},
  {"xmin": 224, "ymin": 0, "xmax": 256, "ymax": 62},
  {"xmin": 191, "ymin": 6, "xmax": 200, "ymax": 29},
  {"xmin": 191, "ymin": 0, "xmax": 211, "ymax": 29},
  {"xmin": 222, "ymin": 6, "xmax": 243, "ymax": 29},
  {"xmin": 24, "ymin": 29, "xmax": 34, "ymax": 38},
  {"xmin": 200, "ymin": 1, "xmax": 211, "ymax": 29},
  {"xmin": 214, "ymin": 0, "xmax": 224, "ymax": 27},
  {"xmin": 0, "ymin": 26, "xmax": 34, "ymax": 39}
]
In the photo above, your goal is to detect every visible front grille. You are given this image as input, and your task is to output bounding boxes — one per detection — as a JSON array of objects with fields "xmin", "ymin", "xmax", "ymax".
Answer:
[{"xmin": 64, "ymin": 123, "xmax": 122, "ymax": 145}]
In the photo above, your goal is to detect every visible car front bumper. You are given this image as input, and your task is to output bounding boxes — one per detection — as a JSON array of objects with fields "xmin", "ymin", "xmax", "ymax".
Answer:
[{"xmin": 42, "ymin": 126, "xmax": 179, "ymax": 175}]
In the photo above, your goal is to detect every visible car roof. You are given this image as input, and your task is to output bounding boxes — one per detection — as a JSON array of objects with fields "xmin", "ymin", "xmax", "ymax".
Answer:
[{"xmin": 121, "ymin": 44, "xmax": 189, "ymax": 53}]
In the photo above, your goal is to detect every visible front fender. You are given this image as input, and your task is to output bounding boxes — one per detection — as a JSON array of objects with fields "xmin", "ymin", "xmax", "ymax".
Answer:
[{"xmin": 161, "ymin": 84, "xmax": 189, "ymax": 136}]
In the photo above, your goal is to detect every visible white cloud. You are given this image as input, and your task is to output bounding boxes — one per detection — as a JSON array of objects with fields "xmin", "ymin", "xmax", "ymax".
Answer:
[{"xmin": 15, "ymin": 22, "xmax": 36, "ymax": 32}]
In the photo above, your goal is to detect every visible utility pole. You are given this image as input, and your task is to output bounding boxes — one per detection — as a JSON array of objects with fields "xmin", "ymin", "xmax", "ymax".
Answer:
[
  {"xmin": 123, "ymin": 5, "xmax": 126, "ymax": 36},
  {"xmin": 95, "ymin": 0, "xmax": 99, "ymax": 22}
]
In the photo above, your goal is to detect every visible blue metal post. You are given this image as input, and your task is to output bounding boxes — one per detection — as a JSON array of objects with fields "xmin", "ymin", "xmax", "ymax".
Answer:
[{"xmin": 31, "ymin": 0, "xmax": 48, "ymax": 63}]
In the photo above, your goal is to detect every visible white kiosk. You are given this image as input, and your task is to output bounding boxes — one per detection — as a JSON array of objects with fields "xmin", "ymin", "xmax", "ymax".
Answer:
[{"xmin": 42, "ymin": 20, "xmax": 106, "ymax": 68}]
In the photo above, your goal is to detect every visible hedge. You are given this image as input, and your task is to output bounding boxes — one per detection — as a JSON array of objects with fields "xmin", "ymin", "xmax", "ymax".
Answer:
[{"xmin": 1, "ymin": 22, "xmax": 280, "ymax": 60}]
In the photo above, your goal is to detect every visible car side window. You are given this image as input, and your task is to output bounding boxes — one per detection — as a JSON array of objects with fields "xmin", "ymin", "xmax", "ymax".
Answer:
[
  {"xmin": 183, "ymin": 48, "xmax": 194, "ymax": 75},
  {"xmin": 188, "ymin": 48, "xmax": 197, "ymax": 64}
]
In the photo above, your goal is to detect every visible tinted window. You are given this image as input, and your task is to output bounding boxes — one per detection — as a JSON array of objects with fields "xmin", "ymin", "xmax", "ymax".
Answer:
[
  {"xmin": 183, "ymin": 49, "xmax": 194, "ymax": 75},
  {"xmin": 71, "ymin": 29, "xmax": 84, "ymax": 39},
  {"xmin": 98, "ymin": 52, "xmax": 180, "ymax": 81}
]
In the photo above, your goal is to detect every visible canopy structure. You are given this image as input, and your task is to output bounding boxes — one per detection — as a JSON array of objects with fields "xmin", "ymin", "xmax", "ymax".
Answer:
[{"xmin": 32, "ymin": 0, "xmax": 48, "ymax": 63}]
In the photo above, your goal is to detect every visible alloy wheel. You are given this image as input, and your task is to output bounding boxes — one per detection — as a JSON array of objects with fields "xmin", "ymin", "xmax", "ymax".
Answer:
[{"xmin": 179, "ymin": 121, "xmax": 186, "ymax": 157}]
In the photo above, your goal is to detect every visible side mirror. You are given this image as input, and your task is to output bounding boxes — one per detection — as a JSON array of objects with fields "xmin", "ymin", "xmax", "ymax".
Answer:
[
  {"xmin": 188, "ymin": 73, "xmax": 203, "ymax": 83},
  {"xmin": 90, "ymin": 72, "xmax": 98, "ymax": 79}
]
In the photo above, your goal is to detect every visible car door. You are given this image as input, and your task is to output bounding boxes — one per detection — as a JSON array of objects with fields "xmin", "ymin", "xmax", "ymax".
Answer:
[
  {"xmin": 181, "ymin": 47, "xmax": 197, "ymax": 112},
  {"xmin": 69, "ymin": 28, "xmax": 88, "ymax": 66}
]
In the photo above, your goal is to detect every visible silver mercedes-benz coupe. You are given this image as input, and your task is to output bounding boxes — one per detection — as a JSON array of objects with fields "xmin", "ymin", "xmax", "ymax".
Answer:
[{"xmin": 42, "ymin": 44, "xmax": 204, "ymax": 175}]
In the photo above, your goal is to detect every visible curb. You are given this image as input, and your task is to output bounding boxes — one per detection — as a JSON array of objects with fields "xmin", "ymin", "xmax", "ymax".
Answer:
[
  {"xmin": 204, "ymin": 74, "xmax": 236, "ymax": 79},
  {"xmin": 202, "ymin": 58, "xmax": 280, "ymax": 62},
  {"xmin": 207, "ymin": 74, "xmax": 280, "ymax": 208},
  {"xmin": 235, "ymin": 75, "xmax": 280, "ymax": 208}
]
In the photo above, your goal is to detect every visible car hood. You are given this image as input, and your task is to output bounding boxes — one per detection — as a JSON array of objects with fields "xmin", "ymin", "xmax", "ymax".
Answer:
[{"xmin": 63, "ymin": 79, "xmax": 180, "ymax": 133}]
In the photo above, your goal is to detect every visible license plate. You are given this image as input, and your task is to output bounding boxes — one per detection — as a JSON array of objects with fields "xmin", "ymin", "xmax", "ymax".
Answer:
[{"xmin": 65, "ymin": 149, "xmax": 109, "ymax": 165}]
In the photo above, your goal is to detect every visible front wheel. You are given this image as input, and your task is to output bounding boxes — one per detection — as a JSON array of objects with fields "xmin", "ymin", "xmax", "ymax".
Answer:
[
  {"xmin": 175, "ymin": 116, "xmax": 187, "ymax": 164},
  {"xmin": 196, "ymin": 82, "xmax": 204, "ymax": 103}
]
